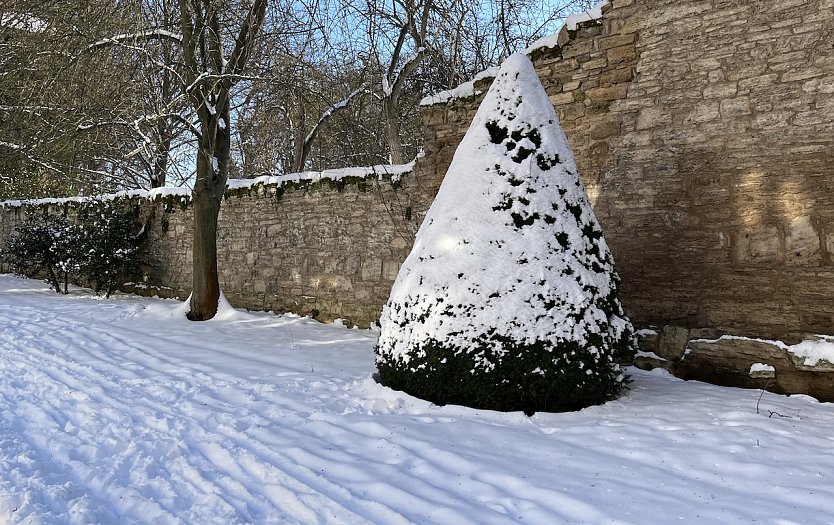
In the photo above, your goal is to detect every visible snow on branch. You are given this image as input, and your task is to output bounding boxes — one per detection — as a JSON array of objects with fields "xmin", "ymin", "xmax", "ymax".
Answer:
[
  {"xmin": 384, "ymin": 46, "xmax": 426, "ymax": 98},
  {"xmin": 0, "ymin": 140, "xmax": 65, "ymax": 174},
  {"xmin": 0, "ymin": 140, "xmax": 22, "ymax": 151},
  {"xmin": 0, "ymin": 12, "xmax": 46, "ymax": 33},
  {"xmin": 303, "ymin": 85, "xmax": 369, "ymax": 146},
  {"xmin": 87, "ymin": 29, "xmax": 183, "ymax": 51}
]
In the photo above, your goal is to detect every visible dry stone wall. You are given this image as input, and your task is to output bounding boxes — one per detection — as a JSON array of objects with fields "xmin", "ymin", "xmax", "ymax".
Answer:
[
  {"xmin": 0, "ymin": 168, "xmax": 443, "ymax": 328},
  {"xmin": 421, "ymin": 0, "xmax": 834, "ymax": 398},
  {"xmin": 126, "ymin": 167, "xmax": 445, "ymax": 327}
]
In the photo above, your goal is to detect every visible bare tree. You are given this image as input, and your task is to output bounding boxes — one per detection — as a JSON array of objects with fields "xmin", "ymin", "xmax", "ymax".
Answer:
[
  {"xmin": 352, "ymin": 0, "xmax": 433, "ymax": 164},
  {"xmin": 176, "ymin": 0, "xmax": 267, "ymax": 320},
  {"xmin": 0, "ymin": 0, "xmax": 195, "ymax": 194}
]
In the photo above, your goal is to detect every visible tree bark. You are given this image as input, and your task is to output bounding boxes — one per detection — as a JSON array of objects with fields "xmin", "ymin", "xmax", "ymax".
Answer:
[
  {"xmin": 187, "ymin": 104, "xmax": 230, "ymax": 321},
  {"xmin": 151, "ymin": 122, "xmax": 171, "ymax": 188},
  {"xmin": 180, "ymin": 0, "xmax": 266, "ymax": 320},
  {"xmin": 187, "ymin": 161, "xmax": 221, "ymax": 320},
  {"xmin": 383, "ymin": 97, "xmax": 405, "ymax": 165}
]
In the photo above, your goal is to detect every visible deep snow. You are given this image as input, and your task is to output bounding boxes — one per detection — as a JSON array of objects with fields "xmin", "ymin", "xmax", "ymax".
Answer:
[{"xmin": 1, "ymin": 274, "xmax": 833, "ymax": 524}]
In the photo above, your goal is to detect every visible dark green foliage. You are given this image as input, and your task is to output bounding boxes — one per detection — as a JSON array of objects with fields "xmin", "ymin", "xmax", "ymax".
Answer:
[
  {"xmin": 486, "ymin": 120, "xmax": 509, "ymax": 144},
  {"xmin": 2, "ymin": 200, "xmax": 141, "ymax": 297},
  {"xmin": 377, "ymin": 334, "xmax": 631, "ymax": 415},
  {"xmin": 74, "ymin": 200, "xmax": 142, "ymax": 297},
  {"xmin": 2, "ymin": 214, "xmax": 79, "ymax": 293}
]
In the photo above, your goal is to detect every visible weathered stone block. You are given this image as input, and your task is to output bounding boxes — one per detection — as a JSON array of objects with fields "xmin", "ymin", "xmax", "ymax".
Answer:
[
  {"xmin": 684, "ymin": 102, "xmax": 720, "ymax": 123},
  {"xmin": 719, "ymin": 96, "xmax": 751, "ymax": 117},
  {"xmin": 703, "ymin": 82, "xmax": 738, "ymax": 99},
  {"xmin": 636, "ymin": 107, "xmax": 672, "ymax": 130},
  {"xmin": 361, "ymin": 258, "xmax": 382, "ymax": 280},
  {"xmin": 738, "ymin": 74, "xmax": 779, "ymax": 93},
  {"xmin": 606, "ymin": 45, "xmax": 637, "ymax": 65},
  {"xmin": 582, "ymin": 57, "xmax": 608, "ymax": 70},
  {"xmin": 785, "ymin": 216, "xmax": 821, "ymax": 267},
  {"xmin": 599, "ymin": 67, "xmax": 634, "ymax": 85},
  {"xmin": 382, "ymin": 259, "xmax": 401, "ymax": 281},
  {"xmin": 657, "ymin": 325, "xmax": 691, "ymax": 361},
  {"xmin": 735, "ymin": 227, "xmax": 782, "ymax": 264},
  {"xmin": 585, "ymin": 84, "xmax": 629, "ymax": 103},
  {"xmin": 590, "ymin": 121, "xmax": 622, "ymax": 140},
  {"xmin": 548, "ymin": 92, "xmax": 575, "ymax": 106},
  {"xmin": 598, "ymin": 34, "xmax": 636, "ymax": 51}
]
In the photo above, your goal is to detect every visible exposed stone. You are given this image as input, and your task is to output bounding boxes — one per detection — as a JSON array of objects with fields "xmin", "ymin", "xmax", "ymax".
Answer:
[
  {"xmin": 785, "ymin": 216, "xmax": 821, "ymax": 267},
  {"xmin": 657, "ymin": 325, "xmax": 690, "ymax": 361},
  {"xmin": 681, "ymin": 335, "xmax": 834, "ymax": 401},
  {"xmin": 736, "ymin": 227, "xmax": 781, "ymax": 263}
]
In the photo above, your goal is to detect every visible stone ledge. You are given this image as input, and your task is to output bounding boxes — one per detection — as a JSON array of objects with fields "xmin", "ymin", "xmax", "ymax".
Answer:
[{"xmin": 634, "ymin": 326, "xmax": 834, "ymax": 402}]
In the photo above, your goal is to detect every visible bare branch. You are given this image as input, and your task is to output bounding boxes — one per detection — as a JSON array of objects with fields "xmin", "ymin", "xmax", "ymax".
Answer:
[{"xmin": 86, "ymin": 28, "xmax": 183, "ymax": 51}]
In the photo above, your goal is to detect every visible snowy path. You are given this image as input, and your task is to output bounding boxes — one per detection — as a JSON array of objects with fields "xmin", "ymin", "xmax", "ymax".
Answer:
[{"xmin": 1, "ymin": 275, "xmax": 833, "ymax": 524}]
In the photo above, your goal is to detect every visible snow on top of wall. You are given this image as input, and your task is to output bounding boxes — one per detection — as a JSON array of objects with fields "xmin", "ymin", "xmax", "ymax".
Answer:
[
  {"xmin": 226, "ymin": 159, "xmax": 416, "ymax": 190},
  {"xmin": 691, "ymin": 334, "xmax": 834, "ymax": 367},
  {"xmin": 0, "ymin": 160, "xmax": 417, "ymax": 209},
  {"xmin": 0, "ymin": 187, "xmax": 192, "ymax": 209},
  {"xmin": 525, "ymin": 0, "xmax": 611, "ymax": 54},
  {"xmin": 421, "ymin": 0, "xmax": 610, "ymax": 108}
]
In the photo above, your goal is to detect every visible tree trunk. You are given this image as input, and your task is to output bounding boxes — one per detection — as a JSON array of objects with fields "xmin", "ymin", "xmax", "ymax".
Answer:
[
  {"xmin": 151, "ymin": 124, "xmax": 171, "ymax": 188},
  {"xmin": 291, "ymin": 103, "xmax": 306, "ymax": 173},
  {"xmin": 179, "ymin": 0, "xmax": 266, "ymax": 321},
  {"xmin": 187, "ymin": 160, "xmax": 221, "ymax": 320},
  {"xmin": 383, "ymin": 97, "xmax": 405, "ymax": 165},
  {"xmin": 187, "ymin": 105, "xmax": 230, "ymax": 321}
]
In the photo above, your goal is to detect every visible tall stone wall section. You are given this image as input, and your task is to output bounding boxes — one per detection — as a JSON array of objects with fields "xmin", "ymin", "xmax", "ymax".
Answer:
[{"xmin": 422, "ymin": 0, "xmax": 834, "ymax": 398}]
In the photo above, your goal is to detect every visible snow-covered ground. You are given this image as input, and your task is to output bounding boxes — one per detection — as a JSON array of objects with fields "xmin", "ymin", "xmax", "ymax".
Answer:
[{"xmin": 1, "ymin": 274, "xmax": 832, "ymax": 524}]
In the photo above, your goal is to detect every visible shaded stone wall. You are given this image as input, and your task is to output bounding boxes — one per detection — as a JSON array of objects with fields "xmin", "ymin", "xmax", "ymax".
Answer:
[
  {"xmin": 0, "ymin": 168, "xmax": 443, "ymax": 328},
  {"xmin": 421, "ymin": 0, "xmax": 834, "ymax": 398},
  {"xmin": 424, "ymin": 0, "xmax": 834, "ymax": 338},
  {"xmin": 131, "ymin": 167, "xmax": 445, "ymax": 326}
]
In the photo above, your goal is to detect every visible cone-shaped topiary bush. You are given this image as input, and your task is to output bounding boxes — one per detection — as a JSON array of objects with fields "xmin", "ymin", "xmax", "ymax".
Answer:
[{"xmin": 375, "ymin": 53, "xmax": 636, "ymax": 415}]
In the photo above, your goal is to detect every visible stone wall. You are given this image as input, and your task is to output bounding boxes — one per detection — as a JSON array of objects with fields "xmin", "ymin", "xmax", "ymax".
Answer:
[
  {"xmin": 421, "ymin": 0, "xmax": 834, "ymax": 398},
  {"xmin": 0, "ymin": 167, "xmax": 443, "ymax": 329},
  {"xmin": 137, "ymin": 169, "xmax": 443, "ymax": 327}
]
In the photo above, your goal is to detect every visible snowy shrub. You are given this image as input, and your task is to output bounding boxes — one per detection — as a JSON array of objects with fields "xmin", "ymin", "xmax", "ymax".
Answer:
[
  {"xmin": 2, "ymin": 200, "xmax": 140, "ymax": 297},
  {"xmin": 375, "ymin": 54, "xmax": 636, "ymax": 415},
  {"xmin": 74, "ymin": 199, "xmax": 141, "ymax": 297},
  {"xmin": 3, "ymin": 214, "xmax": 81, "ymax": 294}
]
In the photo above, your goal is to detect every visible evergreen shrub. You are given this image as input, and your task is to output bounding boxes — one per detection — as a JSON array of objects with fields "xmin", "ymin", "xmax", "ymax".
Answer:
[
  {"xmin": 2, "ymin": 199, "xmax": 141, "ymax": 296},
  {"xmin": 375, "ymin": 54, "xmax": 636, "ymax": 414}
]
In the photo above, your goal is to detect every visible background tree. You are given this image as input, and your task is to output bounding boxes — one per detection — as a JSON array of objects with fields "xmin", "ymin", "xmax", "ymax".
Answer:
[{"xmin": 0, "ymin": 0, "xmax": 192, "ymax": 196}]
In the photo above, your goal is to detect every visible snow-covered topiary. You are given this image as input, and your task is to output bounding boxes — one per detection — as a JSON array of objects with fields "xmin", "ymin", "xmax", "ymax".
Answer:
[{"xmin": 375, "ymin": 53, "xmax": 636, "ymax": 414}]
